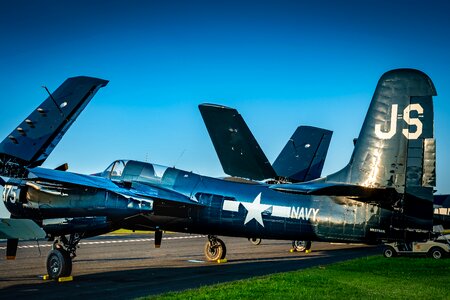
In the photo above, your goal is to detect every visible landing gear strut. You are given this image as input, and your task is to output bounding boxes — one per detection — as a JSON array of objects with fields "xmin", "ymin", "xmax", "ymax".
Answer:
[
  {"xmin": 204, "ymin": 235, "xmax": 226, "ymax": 261},
  {"xmin": 47, "ymin": 233, "xmax": 81, "ymax": 279}
]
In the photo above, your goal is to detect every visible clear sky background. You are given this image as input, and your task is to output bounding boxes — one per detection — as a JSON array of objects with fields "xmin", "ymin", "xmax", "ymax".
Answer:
[{"xmin": 0, "ymin": 0, "xmax": 449, "ymax": 200}]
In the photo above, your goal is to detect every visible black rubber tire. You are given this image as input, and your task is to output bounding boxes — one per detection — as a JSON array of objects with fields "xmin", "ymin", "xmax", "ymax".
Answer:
[
  {"xmin": 429, "ymin": 247, "xmax": 444, "ymax": 259},
  {"xmin": 46, "ymin": 248, "xmax": 72, "ymax": 279},
  {"xmin": 218, "ymin": 238, "xmax": 227, "ymax": 259},
  {"xmin": 292, "ymin": 240, "xmax": 312, "ymax": 252},
  {"xmin": 383, "ymin": 246, "xmax": 397, "ymax": 258},
  {"xmin": 204, "ymin": 238, "xmax": 227, "ymax": 261},
  {"xmin": 248, "ymin": 238, "xmax": 262, "ymax": 246}
]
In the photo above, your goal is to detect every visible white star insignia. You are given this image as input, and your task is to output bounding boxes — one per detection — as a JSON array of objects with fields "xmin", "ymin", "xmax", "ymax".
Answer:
[{"xmin": 241, "ymin": 193, "xmax": 272, "ymax": 227}]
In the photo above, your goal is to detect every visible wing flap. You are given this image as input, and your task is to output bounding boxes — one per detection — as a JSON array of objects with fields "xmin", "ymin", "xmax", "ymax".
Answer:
[{"xmin": 0, "ymin": 219, "xmax": 46, "ymax": 240}]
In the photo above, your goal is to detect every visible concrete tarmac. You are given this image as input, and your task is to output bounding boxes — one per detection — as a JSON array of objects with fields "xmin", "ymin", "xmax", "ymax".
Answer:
[{"xmin": 0, "ymin": 234, "xmax": 378, "ymax": 299}]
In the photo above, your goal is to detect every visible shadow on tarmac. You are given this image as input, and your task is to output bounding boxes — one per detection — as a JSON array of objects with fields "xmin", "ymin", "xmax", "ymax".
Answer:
[{"xmin": 0, "ymin": 246, "xmax": 379, "ymax": 300}]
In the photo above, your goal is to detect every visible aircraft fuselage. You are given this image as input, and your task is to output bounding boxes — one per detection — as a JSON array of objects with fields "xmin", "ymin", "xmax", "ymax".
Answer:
[{"xmin": 3, "ymin": 162, "xmax": 407, "ymax": 244}]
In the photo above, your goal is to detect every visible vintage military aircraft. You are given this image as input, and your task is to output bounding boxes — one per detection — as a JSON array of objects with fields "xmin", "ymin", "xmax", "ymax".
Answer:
[{"xmin": 1, "ymin": 69, "xmax": 438, "ymax": 280}]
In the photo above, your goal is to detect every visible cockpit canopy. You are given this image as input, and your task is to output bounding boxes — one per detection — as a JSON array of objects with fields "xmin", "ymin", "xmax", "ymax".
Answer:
[{"xmin": 101, "ymin": 160, "xmax": 176, "ymax": 186}]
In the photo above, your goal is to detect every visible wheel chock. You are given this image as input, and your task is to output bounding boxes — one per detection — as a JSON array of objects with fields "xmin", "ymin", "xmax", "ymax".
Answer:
[
  {"xmin": 58, "ymin": 276, "xmax": 73, "ymax": 282},
  {"xmin": 42, "ymin": 275, "xmax": 73, "ymax": 282},
  {"xmin": 217, "ymin": 259, "xmax": 228, "ymax": 263},
  {"xmin": 305, "ymin": 249, "xmax": 312, "ymax": 254}
]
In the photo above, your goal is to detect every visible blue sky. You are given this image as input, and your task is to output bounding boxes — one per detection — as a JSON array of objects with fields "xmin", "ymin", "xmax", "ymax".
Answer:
[{"xmin": 0, "ymin": 0, "xmax": 449, "ymax": 195}]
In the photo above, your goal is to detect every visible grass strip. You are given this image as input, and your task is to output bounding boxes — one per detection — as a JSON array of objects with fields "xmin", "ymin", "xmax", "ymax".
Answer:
[{"xmin": 142, "ymin": 256, "xmax": 450, "ymax": 300}]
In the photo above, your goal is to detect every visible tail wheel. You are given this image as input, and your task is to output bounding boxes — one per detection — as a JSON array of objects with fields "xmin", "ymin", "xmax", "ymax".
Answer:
[
  {"xmin": 204, "ymin": 238, "xmax": 226, "ymax": 261},
  {"xmin": 46, "ymin": 248, "xmax": 72, "ymax": 279},
  {"xmin": 292, "ymin": 240, "xmax": 312, "ymax": 252},
  {"xmin": 429, "ymin": 247, "xmax": 444, "ymax": 259},
  {"xmin": 383, "ymin": 246, "xmax": 397, "ymax": 258},
  {"xmin": 248, "ymin": 238, "xmax": 262, "ymax": 245}
]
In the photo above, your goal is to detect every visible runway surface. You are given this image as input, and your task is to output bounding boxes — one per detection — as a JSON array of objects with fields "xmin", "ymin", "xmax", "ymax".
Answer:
[{"xmin": 0, "ymin": 234, "xmax": 378, "ymax": 299}]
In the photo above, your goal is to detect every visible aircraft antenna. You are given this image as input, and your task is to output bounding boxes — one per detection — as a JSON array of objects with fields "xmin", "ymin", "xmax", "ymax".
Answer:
[
  {"xmin": 173, "ymin": 149, "xmax": 186, "ymax": 168},
  {"xmin": 42, "ymin": 85, "xmax": 64, "ymax": 115}
]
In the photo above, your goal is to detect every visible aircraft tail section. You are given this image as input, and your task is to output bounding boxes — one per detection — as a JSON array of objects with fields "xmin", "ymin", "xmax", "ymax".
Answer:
[
  {"xmin": 0, "ymin": 76, "xmax": 108, "ymax": 177},
  {"xmin": 327, "ymin": 69, "xmax": 437, "ymax": 227},
  {"xmin": 199, "ymin": 103, "xmax": 277, "ymax": 181},
  {"xmin": 273, "ymin": 126, "xmax": 332, "ymax": 182}
]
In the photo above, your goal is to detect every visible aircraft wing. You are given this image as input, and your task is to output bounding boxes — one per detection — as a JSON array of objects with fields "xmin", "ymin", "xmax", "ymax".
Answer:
[
  {"xmin": 27, "ymin": 167, "xmax": 201, "ymax": 207},
  {"xmin": 28, "ymin": 167, "xmax": 123, "ymax": 191},
  {"xmin": 199, "ymin": 104, "xmax": 333, "ymax": 183},
  {"xmin": 0, "ymin": 218, "xmax": 46, "ymax": 240},
  {"xmin": 0, "ymin": 76, "xmax": 108, "ymax": 168},
  {"xmin": 199, "ymin": 103, "xmax": 277, "ymax": 181},
  {"xmin": 272, "ymin": 126, "xmax": 332, "ymax": 182}
]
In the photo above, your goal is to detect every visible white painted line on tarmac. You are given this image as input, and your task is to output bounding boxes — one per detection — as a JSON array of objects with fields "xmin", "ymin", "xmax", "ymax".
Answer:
[
  {"xmin": 187, "ymin": 259, "xmax": 205, "ymax": 263},
  {"xmin": 0, "ymin": 235, "xmax": 205, "ymax": 250}
]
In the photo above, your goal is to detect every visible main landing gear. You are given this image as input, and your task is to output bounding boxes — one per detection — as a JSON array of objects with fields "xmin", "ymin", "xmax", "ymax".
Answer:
[
  {"xmin": 46, "ymin": 234, "xmax": 81, "ymax": 279},
  {"xmin": 204, "ymin": 235, "xmax": 227, "ymax": 261}
]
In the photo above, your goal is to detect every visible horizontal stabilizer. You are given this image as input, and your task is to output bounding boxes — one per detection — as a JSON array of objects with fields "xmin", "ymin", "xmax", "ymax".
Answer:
[
  {"xmin": 434, "ymin": 194, "xmax": 450, "ymax": 207},
  {"xmin": 199, "ymin": 103, "xmax": 277, "ymax": 181},
  {"xmin": 0, "ymin": 76, "xmax": 108, "ymax": 172},
  {"xmin": 272, "ymin": 126, "xmax": 332, "ymax": 182},
  {"xmin": 270, "ymin": 182, "xmax": 398, "ymax": 204},
  {"xmin": 0, "ymin": 218, "xmax": 45, "ymax": 240}
]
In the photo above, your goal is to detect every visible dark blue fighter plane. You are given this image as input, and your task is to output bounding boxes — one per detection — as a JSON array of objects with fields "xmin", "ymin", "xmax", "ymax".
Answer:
[{"xmin": 0, "ymin": 69, "xmax": 438, "ymax": 279}]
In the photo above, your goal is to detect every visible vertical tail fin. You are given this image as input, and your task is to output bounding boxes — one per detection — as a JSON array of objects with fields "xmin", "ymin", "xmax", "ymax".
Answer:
[
  {"xmin": 328, "ymin": 69, "xmax": 437, "ymax": 228},
  {"xmin": 0, "ymin": 76, "xmax": 108, "ymax": 177}
]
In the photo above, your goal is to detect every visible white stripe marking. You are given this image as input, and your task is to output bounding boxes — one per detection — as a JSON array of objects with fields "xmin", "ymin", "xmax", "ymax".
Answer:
[{"xmin": 0, "ymin": 235, "xmax": 205, "ymax": 250}]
